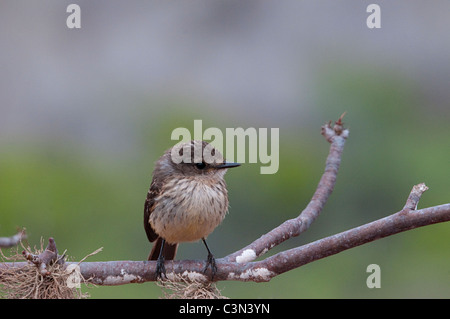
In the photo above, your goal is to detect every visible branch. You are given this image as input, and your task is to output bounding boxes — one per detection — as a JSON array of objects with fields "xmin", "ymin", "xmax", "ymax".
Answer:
[
  {"xmin": 22, "ymin": 237, "xmax": 65, "ymax": 276},
  {"xmin": 9, "ymin": 184, "xmax": 440, "ymax": 286},
  {"xmin": 31, "ymin": 188, "xmax": 441, "ymax": 285},
  {"xmin": 1, "ymin": 115, "xmax": 449, "ymax": 288},
  {"xmin": 0, "ymin": 229, "xmax": 27, "ymax": 248},
  {"xmin": 250, "ymin": 188, "xmax": 449, "ymax": 280},
  {"xmin": 225, "ymin": 115, "xmax": 349, "ymax": 263}
]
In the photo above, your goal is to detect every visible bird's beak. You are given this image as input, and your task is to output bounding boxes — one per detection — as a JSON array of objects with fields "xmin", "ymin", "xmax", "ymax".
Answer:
[{"xmin": 215, "ymin": 161, "xmax": 241, "ymax": 169}]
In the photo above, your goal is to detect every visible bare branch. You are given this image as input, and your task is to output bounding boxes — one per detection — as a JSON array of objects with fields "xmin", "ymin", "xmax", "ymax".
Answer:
[
  {"xmin": 1, "ymin": 115, "xmax": 449, "ymax": 290},
  {"xmin": 251, "ymin": 198, "xmax": 450, "ymax": 280},
  {"xmin": 22, "ymin": 237, "xmax": 65, "ymax": 276},
  {"xmin": 47, "ymin": 198, "xmax": 446, "ymax": 285},
  {"xmin": 225, "ymin": 115, "xmax": 349, "ymax": 263},
  {"xmin": 402, "ymin": 183, "xmax": 429, "ymax": 211},
  {"xmin": 0, "ymin": 229, "xmax": 27, "ymax": 248}
]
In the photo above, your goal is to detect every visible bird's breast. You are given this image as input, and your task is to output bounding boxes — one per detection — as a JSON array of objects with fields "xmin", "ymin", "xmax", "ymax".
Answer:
[{"xmin": 149, "ymin": 178, "xmax": 229, "ymax": 244}]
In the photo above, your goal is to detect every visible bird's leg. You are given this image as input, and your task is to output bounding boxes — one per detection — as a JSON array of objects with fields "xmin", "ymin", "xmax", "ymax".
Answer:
[
  {"xmin": 155, "ymin": 239, "xmax": 167, "ymax": 280},
  {"xmin": 202, "ymin": 238, "xmax": 217, "ymax": 280}
]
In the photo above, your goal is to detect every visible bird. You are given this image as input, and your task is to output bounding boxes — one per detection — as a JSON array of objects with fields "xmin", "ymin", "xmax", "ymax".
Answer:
[{"xmin": 144, "ymin": 140, "xmax": 240, "ymax": 279}]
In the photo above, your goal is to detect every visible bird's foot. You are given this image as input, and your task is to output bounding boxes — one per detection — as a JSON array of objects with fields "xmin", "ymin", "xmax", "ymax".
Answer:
[
  {"xmin": 155, "ymin": 255, "xmax": 167, "ymax": 280},
  {"xmin": 203, "ymin": 251, "xmax": 217, "ymax": 281}
]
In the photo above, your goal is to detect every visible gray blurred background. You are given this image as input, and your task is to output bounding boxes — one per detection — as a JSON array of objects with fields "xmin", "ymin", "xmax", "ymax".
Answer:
[{"xmin": 0, "ymin": 1, "xmax": 449, "ymax": 298}]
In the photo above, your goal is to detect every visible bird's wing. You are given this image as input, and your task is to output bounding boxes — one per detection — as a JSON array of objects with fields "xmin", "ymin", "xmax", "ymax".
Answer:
[{"xmin": 143, "ymin": 178, "xmax": 160, "ymax": 243}]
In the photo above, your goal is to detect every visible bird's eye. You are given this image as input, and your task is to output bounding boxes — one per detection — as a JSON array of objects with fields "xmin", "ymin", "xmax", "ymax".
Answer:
[{"xmin": 195, "ymin": 162, "xmax": 206, "ymax": 169}]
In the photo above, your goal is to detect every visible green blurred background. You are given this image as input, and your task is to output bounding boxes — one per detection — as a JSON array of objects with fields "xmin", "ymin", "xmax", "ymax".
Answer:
[{"xmin": 1, "ymin": 1, "xmax": 449, "ymax": 298}]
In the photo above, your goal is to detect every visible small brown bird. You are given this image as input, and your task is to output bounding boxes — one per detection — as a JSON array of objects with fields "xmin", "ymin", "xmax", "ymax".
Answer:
[{"xmin": 144, "ymin": 140, "xmax": 240, "ymax": 279}]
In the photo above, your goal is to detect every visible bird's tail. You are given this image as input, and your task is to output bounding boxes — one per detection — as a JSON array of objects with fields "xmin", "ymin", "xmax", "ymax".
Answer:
[{"xmin": 148, "ymin": 237, "xmax": 178, "ymax": 261}]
